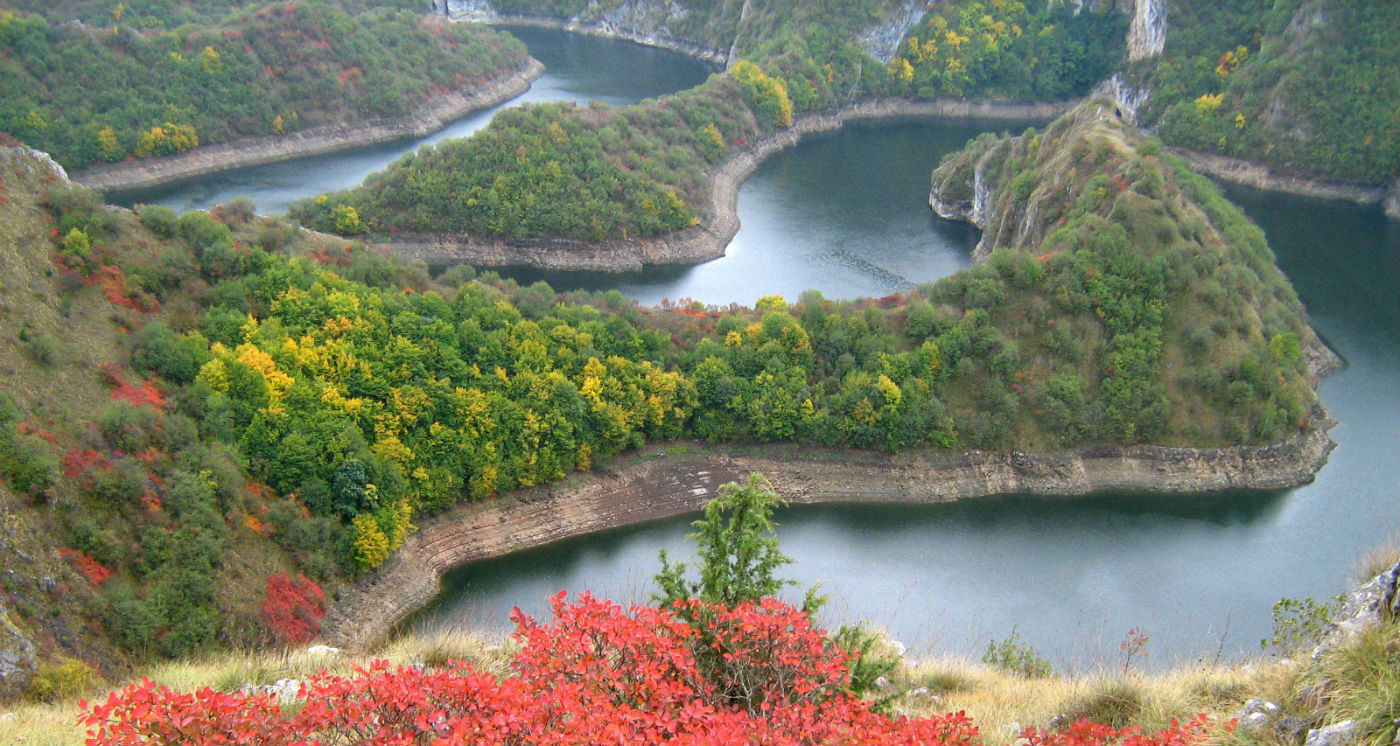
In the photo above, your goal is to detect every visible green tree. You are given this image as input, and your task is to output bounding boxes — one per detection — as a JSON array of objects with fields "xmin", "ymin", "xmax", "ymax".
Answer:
[{"xmin": 654, "ymin": 473, "xmax": 794, "ymax": 608}]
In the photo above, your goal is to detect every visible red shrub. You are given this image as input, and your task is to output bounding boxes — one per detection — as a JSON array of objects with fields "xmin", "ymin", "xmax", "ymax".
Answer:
[
  {"xmin": 59, "ymin": 548, "xmax": 112, "ymax": 587},
  {"xmin": 83, "ymin": 594, "xmax": 1218, "ymax": 746},
  {"xmin": 260, "ymin": 573, "xmax": 325, "ymax": 646}
]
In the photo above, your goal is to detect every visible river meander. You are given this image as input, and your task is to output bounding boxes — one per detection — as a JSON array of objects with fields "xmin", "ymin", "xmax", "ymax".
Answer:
[{"xmin": 121, "ymin": 27, "xmax": 1400, "ymax": 670}]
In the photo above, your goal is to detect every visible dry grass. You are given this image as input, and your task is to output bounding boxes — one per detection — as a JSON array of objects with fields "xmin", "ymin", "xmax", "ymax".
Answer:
[
  {"xmin": 0, "ymin": 630, "xmax": 1303, "ymax": 746},
  {"xmin": 1355, "ymin": 538, "xmax": 1400, "ymax": 585},
  {"xmin": 892, "ymin": 656, "xmax": 1285, "ymax": 738},
  {"xmin": 0, "ymin": 628, "xmax": 511, "ymax": 746}
]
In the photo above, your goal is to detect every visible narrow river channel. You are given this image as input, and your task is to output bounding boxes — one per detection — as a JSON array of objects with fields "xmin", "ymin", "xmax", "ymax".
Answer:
[{"xmin": 117, "ymin": 26, "xmax": 1400, "ymax": 670}]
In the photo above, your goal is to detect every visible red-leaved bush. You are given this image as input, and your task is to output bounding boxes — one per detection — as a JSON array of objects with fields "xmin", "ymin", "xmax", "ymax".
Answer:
[
  {"xmin": 82, "ymin": 593, "xmax": 1218, "ymax": 746},
  {"xmin": 260, "ymin": 573, "xmax": 325, "ymax": 646},
  {"xmin": 58, "ymin": 548, "xmax": 112, "ymax": 587}
]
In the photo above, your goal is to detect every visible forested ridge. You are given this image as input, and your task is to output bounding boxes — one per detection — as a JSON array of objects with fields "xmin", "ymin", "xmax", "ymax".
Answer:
[
  {"xmin": 294, "ymin": 0, "xmax": 1127, "ymax": 241},
  {"xmin": 0, "ymin": 0, "xmax": 528, "ymax": 170},
  {"xmin": 1125, "ymin": 0, "xmax": 1400, "ymax": 186}
]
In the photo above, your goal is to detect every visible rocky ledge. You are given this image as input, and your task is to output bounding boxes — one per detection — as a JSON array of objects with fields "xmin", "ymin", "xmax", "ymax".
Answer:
[
  {"xmin": 72, "ymin": 58, "xmax": 545, "ymax": 194},
  {"xmin": 321, "ymin": 411, "xmax": 1336, "ymax": 652},
  {"xmin": 384, "ymin": 97, "xmax": 1072, "ymax": 271},
  {"xmin": 1170, "ymin": 147, "xmax": 1400, "ymax": 221}
]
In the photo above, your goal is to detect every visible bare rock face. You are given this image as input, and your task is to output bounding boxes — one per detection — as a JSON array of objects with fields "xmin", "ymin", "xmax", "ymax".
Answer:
[
  {"xmin": 0, "ymin": 606, "xmax": 37, "ymax": 699},
  {"xmin": 0, "ymin": 146, "xmax": 69, "ymax": 185},
  {"xmin": 1315, "ymin": 560, "xmax": 1400, "ymax": 654},
  {"xmin": 858, "ymin": 0, "xmax": 928, "ymax": 64},
  {"xmin": 1094, "ymin": 73, "xmax": 1152, "ymax": 124},
  {"xmin": 1125, "ymin": 0, "xmax": 1166, "ymax": 61},
  {"xmin": 1304, "ymin": 721, "xmax": 1358, "ymax": 746}
]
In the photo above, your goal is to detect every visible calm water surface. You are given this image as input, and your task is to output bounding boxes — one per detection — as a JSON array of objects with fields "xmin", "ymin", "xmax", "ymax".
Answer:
[
  {"xmin": 132, "ymin": 29, "xmax": 1400, "ymax": 669},
  {"xmin": 107, "ymin": 26, "xmax": 715, "ymax": 214},
  {"xmin": 416, "ymin": 132, "xmax": 1400, "ymax": 670}
]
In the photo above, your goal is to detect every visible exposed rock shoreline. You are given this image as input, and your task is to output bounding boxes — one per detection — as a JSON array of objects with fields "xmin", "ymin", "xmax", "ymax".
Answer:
[
  {"xmin": 321, "ymin": 407, "xmax": 1337, "ymax": 651},
  {"xmin": 451, "ymin": 6, "xmax": 730, "ymax": 65},
  {"xmin": 71, "ymin": 58, "xmax": 545, "ymax": 193},
  {"xmin": 384, "ymin": 97, "xmax": 1073, "ymax": 271},
  {"xmin": 1171, "ymin": 147, "xmax": 1400, "ymax": 221}
]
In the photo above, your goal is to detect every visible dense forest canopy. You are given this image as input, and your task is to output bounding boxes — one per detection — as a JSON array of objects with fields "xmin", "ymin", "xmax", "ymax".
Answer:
[
  {"xmin": 0, "ymin": 0, "xmax": 528, "ymax": 170},
  {"xmin": 294, "ymin": 0, "xmax": 1128, "ymax": 241},
  {"xmin": 1125, "ymin": 0, "xmax": 1400, "ymax": 184}
]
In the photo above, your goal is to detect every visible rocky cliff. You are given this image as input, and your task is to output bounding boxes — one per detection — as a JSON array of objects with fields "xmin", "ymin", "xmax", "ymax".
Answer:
[{"xmin": 444, "ymin": 0, "xmax": 736, "ymax": 64}]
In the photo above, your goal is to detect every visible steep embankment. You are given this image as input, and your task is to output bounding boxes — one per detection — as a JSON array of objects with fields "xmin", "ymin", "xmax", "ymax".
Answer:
[
  {"xmin": 445, "ymin": 0, "xmax": 734, "ymax": 63},
  {"xmin": 73, "ymin": 58, "xmax": 544, "ymax": 193},
  {"xmin": 0, "ymin": 2, "xmax": 533, "ymax": 185},
  {"xmin": 322, "ymin": 424, "xmax": 1334, "ymax": 650}
]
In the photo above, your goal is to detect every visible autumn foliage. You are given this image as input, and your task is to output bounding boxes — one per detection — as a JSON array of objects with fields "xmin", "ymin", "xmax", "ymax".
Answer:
[
  {"xmin": 82, "ymin": 593, "xmax": 1217, "ymax": 746},
  {"xmin": 259, "ymin": 573, "xmax": 325, "ymax": 646}
]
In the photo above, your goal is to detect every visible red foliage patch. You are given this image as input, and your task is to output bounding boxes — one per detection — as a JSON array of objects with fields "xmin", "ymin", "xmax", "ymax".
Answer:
[
  {"xmin": 307, "ymin": 245, "xmax": 352, "ymax": 266},
  {"xmin": 63, "ymin": 448, "xmax": 111, "ymax": 479},
  {"xmin": 59, "ymin": 548, "xmax": 112, "ymax": 587},
  {"xmin": 260, "ymin": 574, "xmax": 325, "ymax": 646},
  {"xmin": 81, "ymin": 593, "xmax": 1222, "ymax": 746},
  {"xmin": 110, "ymin": 376, "xmax": 166, "ymax": 410},
  {"xmin": 88, "ymin": 265, "xmax": 159, "ymax": 312}
]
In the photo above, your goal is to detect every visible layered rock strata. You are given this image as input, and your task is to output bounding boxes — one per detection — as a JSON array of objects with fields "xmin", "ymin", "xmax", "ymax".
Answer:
[{"xmin": 322, "ymin": 415, "xmax": 1336, "ymax": 651}]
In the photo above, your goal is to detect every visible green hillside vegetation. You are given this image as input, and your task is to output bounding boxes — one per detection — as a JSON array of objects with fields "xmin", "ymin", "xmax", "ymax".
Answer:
[
  {"xmin": 0, "ymin": 1, "xmax": 528, "ymax": 170},
  {"xmin": 930, "ymin": 99, "xmax": 1319, "ymax": 443},
  {"xmin": 1126, "ymin": 0, "xmax": 1400, "ymax": 185},
  {"xmin": 295, "ymin": 0, "xmax": 1126, "ymax": 242},
  {"xmin": 0, "ymin": 0, "xmax": 419, "ymax": 27},
  {"xmin": 294, "ymin": 79, "xmax": 754, "ymax": 240},
  {"xmin": 0, "ymin": 84, "xmax": 1323, "ymax": 671}
]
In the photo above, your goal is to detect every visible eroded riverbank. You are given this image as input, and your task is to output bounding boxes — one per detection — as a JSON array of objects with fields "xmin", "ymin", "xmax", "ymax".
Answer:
[
  {"xmin": 321, "ymin": 408, "xmax": 1337, "ymax": 651},
  {"xmin": 1171, "ymin": 147, "xmax": 1400, "ymax": 221}
]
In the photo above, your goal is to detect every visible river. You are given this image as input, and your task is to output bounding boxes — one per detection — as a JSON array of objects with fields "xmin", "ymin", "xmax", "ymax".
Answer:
[
  {"xmin": 108, "ymin": 26, "xmax": 716, "ymax": 215},
  {"xmin": 124, "ymin": 27, "xmax": 1400, "ymax": 670}
]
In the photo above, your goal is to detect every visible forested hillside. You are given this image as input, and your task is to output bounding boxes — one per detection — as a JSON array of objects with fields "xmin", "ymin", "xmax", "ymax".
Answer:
[
  {"xmin": 0, "ymin": 1, "xmax": 529, "ymax": 170},
  {"xmin": 0, "ymin": 77, "xmax": 1325, "ymax": 681},
  {"xmin": 1124, "ymin": 0, "xmax": 1400, "ymax": 185},
  {"xmin": 294, "ymin": 0, "xmax": 1125, "ymax": 241}
]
